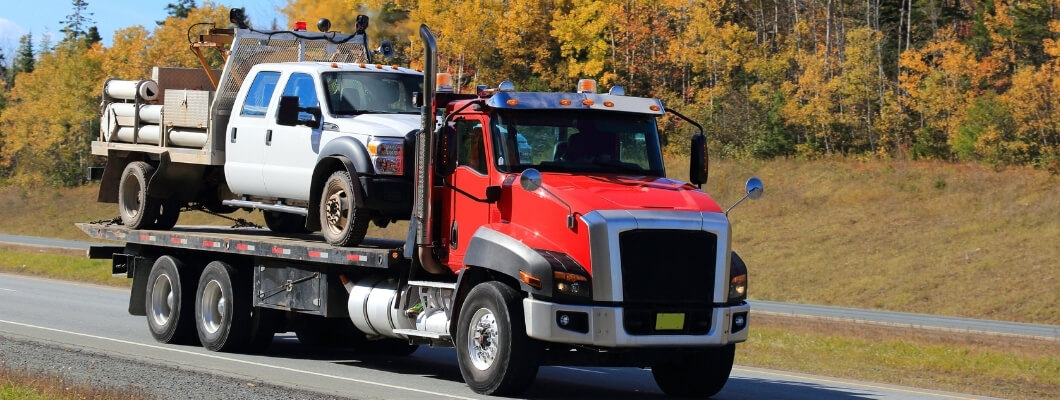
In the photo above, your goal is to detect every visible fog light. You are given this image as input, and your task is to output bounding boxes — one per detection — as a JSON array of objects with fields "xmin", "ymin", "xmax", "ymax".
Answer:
[
  {"xmin": 556, "ymin": 311, "xmax": 589, "ymax": 333},
  {"xmin": 732, "ymin": 312, "xmax": 748, "ymax": 333},
  {"xmin": 559, "ymin": 314, "xmax": 570, "ymax": 326}
]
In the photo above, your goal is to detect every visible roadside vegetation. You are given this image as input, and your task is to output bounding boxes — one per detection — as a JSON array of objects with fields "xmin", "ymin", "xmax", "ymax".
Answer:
[
  {"xmin": 741, "ymin": 316, "xmax": 1060, "ymax": 400},
  {"xmin": 0, "ymin": 248, "xmax": 126, "ymax": 286},
  {"xmin": 0, "ymin": 366, "xmax": 149, "ymax": 400}
]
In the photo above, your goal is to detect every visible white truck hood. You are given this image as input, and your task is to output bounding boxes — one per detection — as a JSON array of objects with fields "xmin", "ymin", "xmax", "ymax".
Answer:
[{"xmin": 329, "ymin": 113, "xmax": 421, "ymax": 138}]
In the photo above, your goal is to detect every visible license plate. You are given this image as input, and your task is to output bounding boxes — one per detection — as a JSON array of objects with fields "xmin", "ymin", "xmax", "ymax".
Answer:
[{"xmin": 655, "ymin": 313, "xmax": 685, "ymax": 331}]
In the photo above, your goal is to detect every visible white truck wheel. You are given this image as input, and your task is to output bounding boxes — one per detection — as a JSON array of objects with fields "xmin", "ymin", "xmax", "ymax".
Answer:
[
  {"xmin": 455, "ymin": 282, "xmax": 539, "ymax": 396},
  {"xmin": 145, "ymin": 256, "xmax": 197, "ymax": 344},
  {"xmin": 119, "ymin": 161, "xmax": 160, "ymax": 229},
  {"xmin": 194, "ymin": 261, "xmax": 252, "ymax": 352},
  {"xmin": 651, "ymin": 344, "xmax": 735, "ymax": 397},
  {"xmin": 319, "ymin": 171, "xmax": 370, "ymax": 247},
  {"xmin": 154, "ymin": 200, "xmax": 182, "ymax": 230}
]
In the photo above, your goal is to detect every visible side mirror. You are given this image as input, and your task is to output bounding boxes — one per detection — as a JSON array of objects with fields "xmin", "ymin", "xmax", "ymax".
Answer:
[
  {"xmin": 519, "ymin": 168, "xmax": 542, "ymax": 192},
  {"xmin": 277, "ymin": 96, "xmax": 300, "ymax": 126},
  {"xmin": 437, "ymin": 126, "xmax": 458, "ymax": 175},
  {"xmin": 485, "ymin": 185, "xmax": 502, "ymax": 203},
  {"xmin": 690, "ymin": 134, "xmax": 708, "ymax": 186},
  {"xmin": 303, "ymin": 107, "xmax": 322, "ymax": 128},
  {"xmin": 725, "ymin": 177, "xmax": 765, "ymax": 215}
]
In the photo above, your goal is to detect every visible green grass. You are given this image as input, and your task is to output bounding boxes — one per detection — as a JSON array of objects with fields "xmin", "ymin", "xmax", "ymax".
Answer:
[
  {"xmin": 739, "ymin": 317, "xmax": 1060, "ymax": 399},
  {"xmin": 0, "ymin": 249, "xmax": 128, "ymax": 286}
]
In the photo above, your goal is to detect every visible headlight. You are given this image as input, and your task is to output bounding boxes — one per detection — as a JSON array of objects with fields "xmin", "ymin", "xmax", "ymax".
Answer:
[
  {"xmin": 729, "ymin": 273, "xmax": 747, "ymax": 302},
  {"xmin": 367, "ymin": 138, "xmax": 404, "ymax": 175},
  {"xmin": 554, "ymin": 270, "xmax": 590, "ymax": 297}
]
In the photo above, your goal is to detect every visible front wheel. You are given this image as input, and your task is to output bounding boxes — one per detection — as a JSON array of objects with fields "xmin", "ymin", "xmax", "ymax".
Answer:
[
  {"xmin": 651, "ymin": 344, "xmax": 735, "ymax": 398},
  {"xmin": 319, "ymin": 171, "xmax": 370, "ymax": 247},
  {"xmin": 455, "ymin": 282, "xmax": 539, "ymax": 396}
]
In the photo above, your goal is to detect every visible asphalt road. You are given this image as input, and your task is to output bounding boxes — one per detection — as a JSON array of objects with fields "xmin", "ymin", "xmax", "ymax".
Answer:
[
  {"xmin": 0, "ymin": 273, "xmax": 990, "ymax": 400},
  {"xmin": 1, "ymin": 232, "xmax": 1056, "ymax": 340}
]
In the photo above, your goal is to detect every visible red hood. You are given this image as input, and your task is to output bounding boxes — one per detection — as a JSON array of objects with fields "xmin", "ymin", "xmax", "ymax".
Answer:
[{"xmin": 538, "ymin": 173, "xmax": 723, "ymax": 214}]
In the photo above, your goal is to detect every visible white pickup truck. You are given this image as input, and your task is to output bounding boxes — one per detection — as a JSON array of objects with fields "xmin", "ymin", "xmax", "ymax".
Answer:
[{"xmin": 93, "ymin": 20, "xmax": 421, "ymax": 246}]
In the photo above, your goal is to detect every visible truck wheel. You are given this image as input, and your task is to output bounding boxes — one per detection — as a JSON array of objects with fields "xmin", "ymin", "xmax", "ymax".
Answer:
[
  {"xmin": 456, "ymin": 282, "xmax": 539, "ymax": 395},
  {"xmin": 246, "ymin": 306, "xmax": 279, "ymax": 353},
  {"xmin": 145, "ymin": 256, "xmax": 197, "ymax": 344},
  {"xmin": 195, "ymin": 261, "xmax": 253, "ymax": 352},
  {"xmin": 651, "ymin": 344, "xmax": 735, "ymax": 398},
  {"xmin": 154, "ymin": 200, "xmax": 182, "ymax": 230},
  {"xmin": 320, "ymin": 171, "xmax": 369, "ymax": 247},
  {"xmin": 264, "ymin": 211, "xmax": 309, "ymax": 234},
  {"xmin": 119, "ymin": 161, "xmax": 160, "ymax": 229}
]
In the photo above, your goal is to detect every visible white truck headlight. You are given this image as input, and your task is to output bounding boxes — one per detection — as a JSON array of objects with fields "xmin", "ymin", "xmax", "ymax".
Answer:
[{"xmin": 367, "ymin": 138, "xmax": 404, "ymax": 175}]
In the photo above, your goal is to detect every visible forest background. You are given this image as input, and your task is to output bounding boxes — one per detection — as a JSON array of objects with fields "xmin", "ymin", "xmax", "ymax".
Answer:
[{"xmin": 1, "ymin": 0, "xmax": 1060, "ymax": 186}]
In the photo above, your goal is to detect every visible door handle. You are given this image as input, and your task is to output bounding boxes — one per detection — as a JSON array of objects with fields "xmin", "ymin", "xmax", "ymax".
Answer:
[
  {"xmin": 266, "ymin": 129, "xmax": 272, "ymax": 145},
  {"xmin": 230, "ymin": 127, "xmax": 237, "ymax": 143}
]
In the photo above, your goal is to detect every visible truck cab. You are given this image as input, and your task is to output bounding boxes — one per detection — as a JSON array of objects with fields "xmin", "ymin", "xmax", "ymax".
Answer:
[{"xmin": 225, "ymin": 63, "xmax": 422, "ymax": 240}]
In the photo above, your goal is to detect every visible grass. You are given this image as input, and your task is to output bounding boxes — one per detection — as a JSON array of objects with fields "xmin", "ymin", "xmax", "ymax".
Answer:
[
  {"xmin": 0, "ymin": 366, "xmax": 149, "ymax": 400},
  {"xmin": 0, "ymin": 248, "xmax": 128, "ymax": 286},
  {"xmin": 739, "ymin": 315, "xmax": 1060, "ymax": 399}
]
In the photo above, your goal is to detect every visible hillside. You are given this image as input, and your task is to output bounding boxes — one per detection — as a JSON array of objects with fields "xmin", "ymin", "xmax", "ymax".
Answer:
[{"xmin": 0, "ymin": 158, "xmax": 1056, "ymax": 325}]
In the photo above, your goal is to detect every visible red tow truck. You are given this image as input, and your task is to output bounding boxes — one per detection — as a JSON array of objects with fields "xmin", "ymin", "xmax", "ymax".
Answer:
[{"xmin": 81, "ymin": 24, "xmax": 764, "ymax": 397}]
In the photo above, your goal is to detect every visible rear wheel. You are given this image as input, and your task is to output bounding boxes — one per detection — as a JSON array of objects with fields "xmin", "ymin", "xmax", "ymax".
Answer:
[
  {"xmin": 145, "ymin": 256, "xmax": 196, "ymax": 344},
  {"xmin": 319, "ymin": 171, "xmax": 370, "ymax": 247},
  {"xmin": 263, "ymin": 211, "xmax": 309, "ymax": 234},
  {"xmin": 154, "ymin": 200, "xmax": 182, "ymax": 230},
  {"xmin": 195, "ymin": 261, "xmax": 252, "ymax": 352},
  {"xmin": 651, "ymin": 344, "xmax": 735, "ymax": 398},
  {"xmin": 119, "ymin": 161, "xmax": 159, "ymax": 229},
  {"xmin": 455, "ymin": 282, "xmax": 539, "ymax": 396}
]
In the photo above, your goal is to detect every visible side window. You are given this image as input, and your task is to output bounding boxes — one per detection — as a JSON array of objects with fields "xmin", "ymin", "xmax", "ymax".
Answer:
[
  {"xmin": 240, "ymin": 71, "xmax": 281, "ymax": 117},
  {"xmin": 455, "ymin": 120, "xmax": 487, "ymax": 175},
  {"xmin": 281, "ymin": 73, "xmax": 320, "ymax": 123}
]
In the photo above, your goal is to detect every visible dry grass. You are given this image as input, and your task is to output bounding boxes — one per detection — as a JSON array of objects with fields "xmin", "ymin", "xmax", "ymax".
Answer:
[
  {"xmin": 0, "ymin": 365, "xmax": 150, "ymax": 400},
  {"xmin": 686, "ymin": 157, "xmax": 1060, "ymax": 325},
  {"xmin": 739, "ymin": 315, "xmax": 1060, "ymax": 399},
  {"xmin": 0, "ymin": 249, "xmax": 128, "ymax": 286}
]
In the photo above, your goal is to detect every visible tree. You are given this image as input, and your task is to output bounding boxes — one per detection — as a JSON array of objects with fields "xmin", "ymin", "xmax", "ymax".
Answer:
[
  {"xmin": 150, "ymin": 2, "xmax": 230, "ymax": 71},
  {"xmin": 12, "ymin": 34, "xmax": 35, "ymax": 77},
  {"xmin": 60, "ymin": 0, "xmax": 94, "ymax": 40}
]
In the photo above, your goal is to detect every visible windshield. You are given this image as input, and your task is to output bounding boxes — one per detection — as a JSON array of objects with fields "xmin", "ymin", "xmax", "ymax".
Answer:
[
  {"xmin": 322, "ymin": 72, "xmax": 422, "ymax": 115},
  {"xmin": 490, "ymin": 110, "xmax": 665, "ymax": 176}
]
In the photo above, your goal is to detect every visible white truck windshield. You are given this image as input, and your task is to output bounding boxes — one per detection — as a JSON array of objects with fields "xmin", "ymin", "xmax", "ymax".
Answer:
[{"xmin": 322, "ymin": 72, "xmax": 423, "ymax": 115}]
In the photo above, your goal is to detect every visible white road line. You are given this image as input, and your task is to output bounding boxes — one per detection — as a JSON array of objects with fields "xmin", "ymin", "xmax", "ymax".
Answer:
[
  {"xmin": 554, "ymin": 366, "xmax": 606, "ymax": 374},
  {"xmin": 0, "ymin": 319, "xmax": 475, "ymax": 400},
  {"xmin": 731, "ymin": 367, "xmax": 982, "ymax": 400},
  {"xmin": 0, "ymin": 288, "xmax": 15, "ymax": 292}
]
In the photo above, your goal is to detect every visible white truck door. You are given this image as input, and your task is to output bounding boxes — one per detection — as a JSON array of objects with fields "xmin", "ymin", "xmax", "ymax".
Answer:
[
  {"xmin": 263, "ymin": 72, "xmax": 323, "ymax": 200},
  {"xmin": 225, "ymin": 70, "xmax": 281, "ymax": 196}
]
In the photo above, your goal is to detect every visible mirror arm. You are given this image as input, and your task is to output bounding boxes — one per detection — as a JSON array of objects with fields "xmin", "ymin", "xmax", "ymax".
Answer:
[
  {"xmin": 725, "ymin": 191, "xmax": 755, "ymax": 216},
  {"xmin": 666, "ymin": 107, "xmax": 704, "ymax": 137}
]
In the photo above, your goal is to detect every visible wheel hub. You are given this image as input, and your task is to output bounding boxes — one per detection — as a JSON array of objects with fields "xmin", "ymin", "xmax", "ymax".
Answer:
[
  {"xmin": 200, "ymin": 280, "xmax": 225, "ymax": 335},
  {"xmin": 324, "ymin": 190, "xmax": 348, "ymax": 231},
  {"xmin": 150, "ymin": 274, "xmax": 173, "ymax": 327},
  {"xmin": 467, "ymin": 308, "xmax": 499, "ymax": 371}
]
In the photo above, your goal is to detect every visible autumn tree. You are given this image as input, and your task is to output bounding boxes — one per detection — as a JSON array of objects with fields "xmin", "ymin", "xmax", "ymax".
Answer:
[{"xmin": 60, "ymin": 0, "xmax": 94, "ymax": 40}]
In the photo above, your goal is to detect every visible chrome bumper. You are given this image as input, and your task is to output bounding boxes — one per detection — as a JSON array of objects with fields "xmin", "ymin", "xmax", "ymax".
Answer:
[{"xmin": 523, "ymin": 298, "xmax": 750, "ymax": 347}]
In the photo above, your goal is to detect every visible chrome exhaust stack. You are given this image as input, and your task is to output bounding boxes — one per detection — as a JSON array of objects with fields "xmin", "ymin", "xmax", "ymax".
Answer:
[{"xmin": 413, "ymin": 25, "xmax": 445, "ymax": 274}]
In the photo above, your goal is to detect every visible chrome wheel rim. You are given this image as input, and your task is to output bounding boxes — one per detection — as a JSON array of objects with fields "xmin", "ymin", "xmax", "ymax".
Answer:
[
  {"xmin": 467, "ymin": 308, "xmax": 500, "ymax": 371},
  {"xmin": 324, "ymin": 185, "xmax": 349, "ymax": 235},
  {"xmin": 200, "ymin": 279, "xmax": 225, "ymax": 334},
  {"xmin": 150, "ymin": 274, "xmax": 174, "ymax": 327}
]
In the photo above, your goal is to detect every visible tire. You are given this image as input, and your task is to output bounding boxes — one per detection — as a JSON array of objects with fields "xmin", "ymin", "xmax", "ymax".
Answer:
[
  {"xmin": 319, "ymin": 171, "xmax": 370, "ymax": 247},
  {"xmin": 246, "ymin": 306, "xmax": 279, "ymax": 353},
  {"xmin": 195, "ymin": 261, "xmax": 253, "ymax": 352},
  {"xmin": 455, "ymin": 282, "xmax": 539, "ymax": 396},
  {"xmin": 263, "ymin": 211, "xmax": 309, "ymax": 234},
  {"xmin": 119, "ymin": 161, "xmax": 160, "ymax": 229},
  {"xmin": 651, "ymin": 344, "xmax": 735, "ymax": 398},
  {"xmin": 145, "ymin": 256, "xmax": 197, "ymax": 344},
  {"xmin": 154, "ymin": 200, "xmax": 182, "ymax": 230}
]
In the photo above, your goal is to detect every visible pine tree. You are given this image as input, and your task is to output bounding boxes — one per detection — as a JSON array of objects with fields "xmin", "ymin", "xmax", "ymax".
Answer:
[
  {"xmin": 157, "ymin": 0, "xmax": 197, "ymax": 25},
  {"xmin": 12, "ymin": 33, "xmax": 35, "ymax": 77},
  {"xmin": 60, "ymin": 0, "xmax": 94, "ymax": 40}
]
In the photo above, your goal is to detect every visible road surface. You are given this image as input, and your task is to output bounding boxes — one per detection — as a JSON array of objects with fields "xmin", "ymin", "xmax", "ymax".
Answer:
[
  {"xmin": 1, "ymin": 232, "xmax": 1055, "ymax": 340},
  {"xmin": 0, "ymin": 273, "xmax": 991, "ymax": 399}
]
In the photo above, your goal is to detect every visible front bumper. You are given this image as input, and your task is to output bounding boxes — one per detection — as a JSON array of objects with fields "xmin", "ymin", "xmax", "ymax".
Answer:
[{"xmin": 523, "ymin": 298, "xmax": 750, "ymax": 347}]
